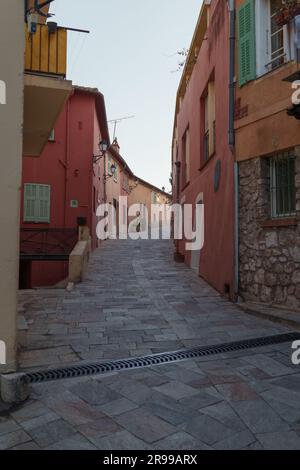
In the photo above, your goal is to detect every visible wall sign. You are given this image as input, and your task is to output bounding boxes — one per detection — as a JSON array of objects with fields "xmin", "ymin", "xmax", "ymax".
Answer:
[{"xmin": 70, "ymin": 200, "xmax": 79, "ymax": 208}]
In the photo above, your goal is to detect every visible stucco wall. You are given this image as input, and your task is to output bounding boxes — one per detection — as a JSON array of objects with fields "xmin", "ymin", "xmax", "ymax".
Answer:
[
  {"xmin": 235, "ymin": 0, "xmax": 300, "ymax": 160},
  {"xmin": 21, "ymin": 90, "xmax": 105, "ymax": 286},
  {"xmin": 0, "ymin": 1, "xmax": 24, "ymax": 372},
  {"xmin": 173, "ymin": 0, "xmax": 235, "ymax": 298}
]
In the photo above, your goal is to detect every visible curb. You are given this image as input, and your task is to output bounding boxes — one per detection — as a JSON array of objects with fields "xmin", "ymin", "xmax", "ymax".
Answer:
[{"xmin": 237, "ymin": 303, "xmax": 300, "ymax": 332}]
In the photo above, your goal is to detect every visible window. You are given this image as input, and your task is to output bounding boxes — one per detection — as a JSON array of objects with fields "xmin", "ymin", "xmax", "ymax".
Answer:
[
  {"xmin": 93, "ymin": 187, "xmax": 97, "ymax": 213},
  {"xmin": 48, "ymin": 129, "xmax": 55, "ymax": 142},
  {"xmin": 269, "ymin": 0, "xmax": 285, "ymax": 69},
  {"xmin": 182, "ymin": 127, "xmax": 190, "ymax": 186},
  {"xmin": 24, "ymin": 184, "xmax": 51, "ymax": 223},
  {"xmin": 108, "ymin": 157, "xmax": 113, "ymax": 176},
  {"xmin": 202, "ymin": 80, "xmax": 215, "ymax": 163},
  {"xmin": 269, "ymin": 151, "xmax": 296, "ymax": 218},
  {"xmin": 152, "ymin": 192, "xmax": 158, "ymax": 204},
  {"xmin": 204, "ymin": 95, "xmax": 209, "ymax": 162},
  {"xmin": 255, "ymin": 0, "xmax": 295, "ymax": 77},
  {"xmin": 123, "ymin": 174, "xmax": 129, "ymax": 193},
  {"xmin": 113, "ymin": 164, "xmax": 118, "ymax": 183}
]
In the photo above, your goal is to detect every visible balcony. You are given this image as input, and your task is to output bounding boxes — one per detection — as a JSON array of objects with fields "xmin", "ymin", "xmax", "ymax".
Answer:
[
  {"xmin": 23, "ymin": 23, "xmax": 72, "ymax": 156},
  {"xmin": 25, "ymin": 24, "xmax": 67, "ymax": 77}
]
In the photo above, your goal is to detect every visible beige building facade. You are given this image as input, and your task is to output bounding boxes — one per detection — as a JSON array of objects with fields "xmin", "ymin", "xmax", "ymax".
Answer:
[
  {"xmin": 0, "ymin": 1, "xmax": 25, "ymax": 372},
  {"xmin": 128, "ymin": 177, "xmax": 172, "ymax": 232}
]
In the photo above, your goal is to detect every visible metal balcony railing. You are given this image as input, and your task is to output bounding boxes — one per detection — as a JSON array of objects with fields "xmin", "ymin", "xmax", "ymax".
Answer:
[
  {"xmin": 20, "ymin": 228, "xmax": 78, "ymax": 261},
  {"xmin": 25, "ymin": 24, "xmax": 67, "ymax": 77}
]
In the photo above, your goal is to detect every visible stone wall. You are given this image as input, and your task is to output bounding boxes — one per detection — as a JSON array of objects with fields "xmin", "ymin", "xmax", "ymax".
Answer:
[{"xmin": 239, "ymin": 147, "xmax": 300, "ymax": 309}]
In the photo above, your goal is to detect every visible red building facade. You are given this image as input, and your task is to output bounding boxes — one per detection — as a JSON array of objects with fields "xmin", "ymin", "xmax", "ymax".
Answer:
[
  {"xmin": 20, "ymin": 86, "xmax": 109, "ymax": 288},
  {"xmin": 172, "ymin": 0, "xmax": 235, "ymax": 299}
]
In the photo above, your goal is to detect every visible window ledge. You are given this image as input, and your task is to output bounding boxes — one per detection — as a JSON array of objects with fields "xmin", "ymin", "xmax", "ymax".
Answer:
[
  {"xmin": 199, "ymin": 152, "xmax": 216, "ymax": 172},
  {"xmin": 255, "ymin": 60, "xmax": 295, "ymax": 82},
  {"xmin": 261, "ymin": 217, "xmax": 297, "ymax": 228},
  {"xmin": 181, "ymin": 181, "xmax": 190, "ymax": 192}
]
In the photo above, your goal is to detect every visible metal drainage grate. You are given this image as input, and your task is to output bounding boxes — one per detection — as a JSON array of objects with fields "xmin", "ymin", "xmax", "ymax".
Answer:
[{"xmin": 24, "ymin": 332, "xmax": 300, "ymax": 384}]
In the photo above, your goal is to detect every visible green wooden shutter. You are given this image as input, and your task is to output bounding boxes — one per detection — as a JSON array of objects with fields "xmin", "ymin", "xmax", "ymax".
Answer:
[
  {"xmin": 24, "ymin": 184, "xmax": 50, "ymax": 222},
  {"xmin": 24, "ymin": 184, "xmax": 37, "ymax": 222},
  {"xmin": 238, "ymin": 0, "xmax": 256, "ymax": 87},
  {"xmin": 37, "ymin": 184, "xmax": 51, "ymax": 222}
]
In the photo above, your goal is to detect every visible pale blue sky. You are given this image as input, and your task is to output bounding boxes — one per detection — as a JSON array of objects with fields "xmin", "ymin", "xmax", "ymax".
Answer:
[{"xmin": 54, "ymin": 0, "xmax": 203, "ymax": 191}]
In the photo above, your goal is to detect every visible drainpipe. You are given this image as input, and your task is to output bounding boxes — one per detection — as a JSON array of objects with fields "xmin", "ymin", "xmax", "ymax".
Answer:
[
  {"xmin": 228, "ymin": 0, "xmax": 235, "ymax": 149},
  {"xmin": 64, "ymin": 99, "xmax": 71, "ymax": 229},
  {"xmin": 174, "ymin": 161, "xmax": 182, "ymax": 261},
  {"xmin": 104, "ymin": 152, "xmax": 107, "ymax": 204},
  {"xmin": 228, "ymin": 0, "xmax": 239, "ymax": 301}
]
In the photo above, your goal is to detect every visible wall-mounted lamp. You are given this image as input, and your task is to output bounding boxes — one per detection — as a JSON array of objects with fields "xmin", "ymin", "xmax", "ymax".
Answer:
[
  {"xmin": 93, "ymin": 140, "xmax": 109, "ymax": 164},
  {"xmin": 104, "ymin": 164, "xmax": 117, "ymax": 181}
]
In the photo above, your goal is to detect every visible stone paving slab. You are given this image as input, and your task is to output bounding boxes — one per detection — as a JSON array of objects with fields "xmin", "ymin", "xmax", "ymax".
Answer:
[
  {"xmin": 2, "ymin": 340, "xmax": 300, "ymax": 449},
  {"xmin": 3, "ymin": 238, "xmax": 298, "ymax": 450},
  {"xmin": 18, "ymin": 239, "xmax": 291, "ymax": 370}
]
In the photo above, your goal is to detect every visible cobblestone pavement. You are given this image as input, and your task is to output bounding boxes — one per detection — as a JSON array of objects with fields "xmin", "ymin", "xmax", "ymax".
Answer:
[{"xmin": 1, "ymin": 238, "xmax": 299, "ymax": 450}]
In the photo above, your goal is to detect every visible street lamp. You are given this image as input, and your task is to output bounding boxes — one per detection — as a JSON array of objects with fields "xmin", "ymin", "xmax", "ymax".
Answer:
[
  {"xmin": 104, "ymin": 163, "xmax": 117, "ymax": 181},
  {"xmin": 93, "ymin": 140, "xmax": 109, "ymax": 164}
]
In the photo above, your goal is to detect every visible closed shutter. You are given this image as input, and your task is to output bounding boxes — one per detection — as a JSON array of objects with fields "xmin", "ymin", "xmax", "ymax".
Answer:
[
  {"xmin": 37, "ymin": 184, "xmax": 51, "ymax": 222},
  {"xmin": 24, "ymin": 184, "xmax": 37, "ymax": 222},
  {"xmin": 24, "ymin": 183, "xmax": 50, "ymax": 222},
  {"xmin": 238, "ymin": 0, "xmax": 256, "ymax": 87},
  {"xmin": 108, "ymin": 157, "xmax": 112, "ymax": 176}
]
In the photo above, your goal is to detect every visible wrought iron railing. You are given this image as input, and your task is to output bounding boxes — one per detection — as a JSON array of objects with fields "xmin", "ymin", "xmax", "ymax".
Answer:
[
  {"xmin": 20, "ymin": 228, "xmax": 78, "ymax": 260},
  {"xmin": 270, "ymin": 151, "xmax": 296, "ymax": 219}
]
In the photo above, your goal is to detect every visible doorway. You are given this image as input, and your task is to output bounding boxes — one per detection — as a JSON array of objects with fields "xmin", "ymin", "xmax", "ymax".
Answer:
[{"xmin": 190, "ymin": 194, "xmax": 204, "ymax": 273}]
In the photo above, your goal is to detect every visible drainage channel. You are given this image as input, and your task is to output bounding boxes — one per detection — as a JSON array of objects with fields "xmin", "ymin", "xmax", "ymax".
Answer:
[{"xmin": 24, "ymin": 331, "xmax": 300, "ymax": 384}]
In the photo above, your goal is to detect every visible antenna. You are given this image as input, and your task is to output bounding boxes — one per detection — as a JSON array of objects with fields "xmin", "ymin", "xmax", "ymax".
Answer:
[{"xmin": 108, "ymin": 115, "xmax": 135, "ymax": 141}]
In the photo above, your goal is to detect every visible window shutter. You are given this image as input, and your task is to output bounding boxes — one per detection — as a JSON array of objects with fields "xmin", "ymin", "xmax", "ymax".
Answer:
[
  {"xmin": 24, "ymin": 184, "xmax": 37, "ymax": 222},
  {"xmin": 238, "ymin": 0, "xmax": 256, "ymax": 87},
  {"xmin": 37, "ymin": 185, "xmax": 51, "ymax": 222},
  {"xmin": 108, "ymin": 157, "xmax": 112, "ymax": 176}
]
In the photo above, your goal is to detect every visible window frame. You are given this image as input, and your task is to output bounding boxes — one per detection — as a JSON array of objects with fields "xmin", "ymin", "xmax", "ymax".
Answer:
[
  {"xmin": 48, "ymin": 129, "xmax": 55, "ymax": 142},
  {"xmin": 269, "ymin": 151, "xmax": 296, "ymax": 219},
  {"xmin": 255, "ymin": 0, "xmax": 294, "ymax": 78},
  {"xmin": 23, "ymin": 183, "xmax": 51, "ymax": 223}
]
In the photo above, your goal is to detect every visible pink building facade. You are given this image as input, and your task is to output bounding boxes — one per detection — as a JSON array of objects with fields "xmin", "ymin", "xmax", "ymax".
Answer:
[
  {"xmin": 172, "ymin": 0, "xmax": 235, "ymax": 299},
  {"xmin": 20, "ymin": 87, "xmax": 109, "ymax": 288}
]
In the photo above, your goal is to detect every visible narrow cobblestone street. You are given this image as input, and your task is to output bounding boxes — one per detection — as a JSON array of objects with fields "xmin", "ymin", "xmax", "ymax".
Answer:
[{"xmin": 1, "ymin": 238, "xmax": 300, "ymax": 450}]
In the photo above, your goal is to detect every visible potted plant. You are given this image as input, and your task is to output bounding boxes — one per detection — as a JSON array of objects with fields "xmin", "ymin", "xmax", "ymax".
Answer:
[{"xmin": 275, "ymin": 0, "xmax": 300, "ymax": 26}]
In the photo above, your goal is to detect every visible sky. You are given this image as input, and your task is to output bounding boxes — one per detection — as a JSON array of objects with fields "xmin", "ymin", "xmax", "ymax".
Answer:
[{"xmin": 53, "ymin": 0, "xmax": 203, "ymax": 191}]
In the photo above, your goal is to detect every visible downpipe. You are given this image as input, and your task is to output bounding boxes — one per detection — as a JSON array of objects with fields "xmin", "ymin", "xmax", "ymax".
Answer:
[{"xmin": 227, "ymin": 0, "xmax": 239, "ymax": 301}]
